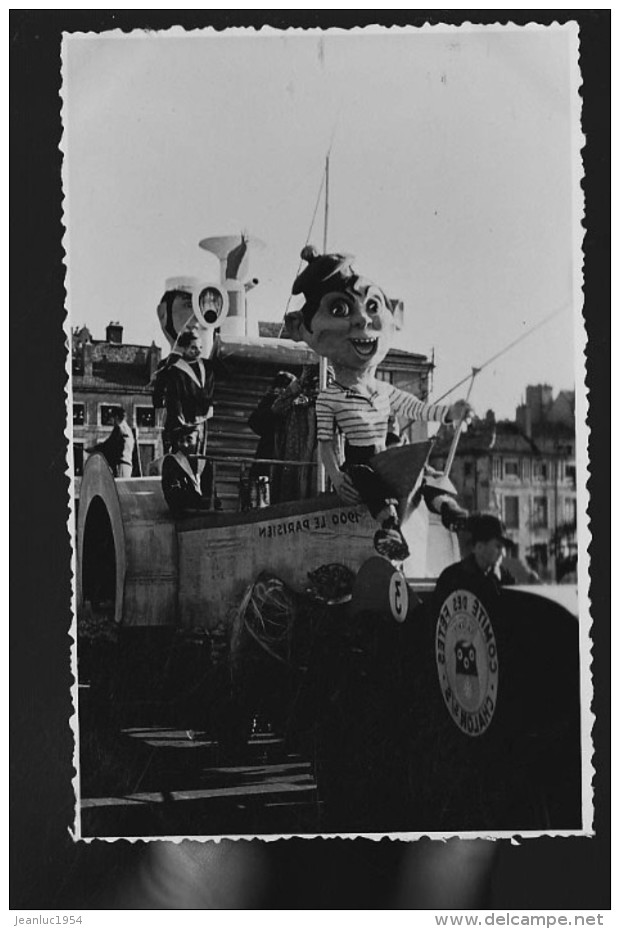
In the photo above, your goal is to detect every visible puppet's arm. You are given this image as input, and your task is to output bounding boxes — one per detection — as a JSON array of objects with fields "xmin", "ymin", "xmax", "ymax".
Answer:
[
  {"xmin": 388, "ymin": 386, "xmax": 450, "ymax": 423},
  {"xmin": 389, "ymin": 387, "xmax": 473, "ymax": 426},
  {"xmin": 319, "ymin": 440, "xmax": 361, "ymax": 504}
]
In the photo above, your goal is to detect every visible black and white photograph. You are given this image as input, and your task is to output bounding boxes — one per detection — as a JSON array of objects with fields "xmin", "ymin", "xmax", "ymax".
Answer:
[
  {"xmin": 61, "ymin": 21, "xmax": 589, "ymax": 844},
  {"xmin": 12, "ymin": 9, "xmax": 611, "ymax": 912}
]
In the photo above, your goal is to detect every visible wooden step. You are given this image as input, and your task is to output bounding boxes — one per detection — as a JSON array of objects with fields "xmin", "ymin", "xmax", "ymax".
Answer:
[
  {"xmin": 215, "ymin": 379, "xmax": 272, "ymax": 397},
  {"xmin": 207, "ymin": 444, "xmax": 259, "ymax": 460},
  {"xmin": 211, "ymin": 402, "xmax": 254, "ymax": 420},
  {"xmin": 210, "ymin": 426, "xmax": 258, "ymax": 442}
]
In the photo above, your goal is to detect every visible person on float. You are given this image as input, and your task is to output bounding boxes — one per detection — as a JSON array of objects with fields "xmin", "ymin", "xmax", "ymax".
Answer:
[
  {"xmin": 285, "ymin": 245, "xmax": 472, "ymax": 561},
  {"xmin": 248, "ymin": 370, "xmax": 299, "ymax": 474},
  {"xmin": 152, "ymin": 276, "xmax": 223, "ymax": 453},
  {"xmin": 86, "ymin": 406, "xmax": 135, "ymax": 479},
  {"xmin": 161, "ymin": 329, "xmax": 216, "ymax": 458},
  {"xmin": 248, "ymin": 367, "xmax": 320, "ymax": 503},
  {"xmin": 161, "ymin": 423, "xmax": 217, "ymax": 517}
]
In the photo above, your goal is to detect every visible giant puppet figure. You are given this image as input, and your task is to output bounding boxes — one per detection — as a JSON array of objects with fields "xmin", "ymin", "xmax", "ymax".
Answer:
[
  {"xmin": 153, "ymin": 276, "xmax": 228, "ymax": 454},
  {"xmin": 285, "ymin": 246, "xmax": 472, "ymax": 561}
]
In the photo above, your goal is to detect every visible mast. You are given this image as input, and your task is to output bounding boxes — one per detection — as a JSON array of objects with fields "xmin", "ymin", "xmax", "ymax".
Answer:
[
  {"xmin": 323, "ymin": 154, "xmax": 330, "ymax": 253},
  {"xmin": 317, "ymin": 154, "xmax": 330, "ymax": 493}
]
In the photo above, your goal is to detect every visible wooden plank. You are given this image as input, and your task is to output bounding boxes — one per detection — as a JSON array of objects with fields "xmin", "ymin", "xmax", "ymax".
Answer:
[{"xmin": 81, "ymin": 779, "xmax": 316, "ymax": 809}]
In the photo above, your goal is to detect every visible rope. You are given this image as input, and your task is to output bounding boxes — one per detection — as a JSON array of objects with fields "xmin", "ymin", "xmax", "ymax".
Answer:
[
  {"xmin": 400, "ymin": 303, "xmax": 570, "ymax": 431},
  {"xmin": 238, "ymin": 577, "xmax": 296, "ymax": 667},
  {"xmin": 434, "ymin": 304, "xmax": 569, "ymax": 404}
]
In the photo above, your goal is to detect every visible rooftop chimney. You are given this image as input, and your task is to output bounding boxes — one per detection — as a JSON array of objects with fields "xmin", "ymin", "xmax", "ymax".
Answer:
[{"xmin": 106, "ymin": 321, "xmax": 123, "ymax": 344}]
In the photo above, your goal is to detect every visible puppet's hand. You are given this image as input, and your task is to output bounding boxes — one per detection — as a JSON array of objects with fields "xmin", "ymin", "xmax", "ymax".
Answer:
[
  {"xmin": 447, "ymin": 399, "xmax": 474, "ymax": 426},
  {"xmin": 331, "ymin": 471, "xmax": 362, "ymax": 504}
]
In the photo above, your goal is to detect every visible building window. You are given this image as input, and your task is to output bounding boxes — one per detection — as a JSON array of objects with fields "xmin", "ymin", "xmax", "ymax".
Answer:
[
  {"xmin": 565, "ymin": 464, "xmax": 576, "ymax": 487},
  {"xmin": 73, "ymin": 403, "xmax": 85, "ymax": 427},
  {"xmin": 492, "ymin": 457, "xmax": 502, "ymax": 481},
  {"xmin": 504, "ymin": 459, "xmax": 519, "ymax": 479},
  {"xmin": 138, "ymin": 443, "xmax": 156, "ymax": 475},
  {"xmin": 376, "ymin": 369, "xmax": 393, "ymax": 384},
  {"xmin": 135, "ymin": 406, "xmax": 155, "ymax": 428},
  {"xmin": 463, "ymin": 461, "xmax": 473, "ymax": 478},
  {"xmin": 504, "ymin": 496, "xmax": 520, "ymax": 529},
  {"xmin": 533, "ymin": 460, "xmax": 548, "ymax": 481},
  {"xmin": 100, "ymin": 404, "xmax": 120, "ymax": 426},
  {"xmin": 73, "ymin": 443, "xmax": 84, "ymax": 477},
  {"xmin": 527, "ymin": 542, "xmax": 548, "ymax": 571},
  {"xmin": 532, "ymin": 496, "xmax": 548, "ymax": 529},
  {"xmin": 564, "ymin": 497, "xmax": 577, "ymax": 525}
]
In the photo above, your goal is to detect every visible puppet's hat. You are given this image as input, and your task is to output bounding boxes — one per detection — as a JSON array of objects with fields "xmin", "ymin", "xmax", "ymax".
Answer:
[
  {"xmin": 164, "ymin": 276, "xmax": 200, "ymax": 294},
  {"xmin": 291, "ymin": 245, "xmax": 356, "ymax": 308}
]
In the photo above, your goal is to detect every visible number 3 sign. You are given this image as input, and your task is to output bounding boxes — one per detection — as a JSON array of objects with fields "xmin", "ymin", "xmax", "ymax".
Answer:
[{"xmin": 388, "ymin": 570, "xmax": 409, "ymax": 622}]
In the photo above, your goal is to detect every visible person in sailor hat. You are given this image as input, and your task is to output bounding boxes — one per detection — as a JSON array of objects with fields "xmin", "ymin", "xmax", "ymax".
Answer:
[
  {"xmin": 152, "ymin": 277, "xmax": 201, "ymax": 447},
  {"xmin": 161, "ymin": 423, "xmax": 217, "ymax": 517},
  {"xmin": 160, "ymin": 329, "xmax": 216, "ymax": 458},
  {"xmin": 285, "ymin": 246, "xmax": 473, "ymax": 561},
  {"xmin": 153, "ymin": 277, "xmax": 220, "ymax": 455}
]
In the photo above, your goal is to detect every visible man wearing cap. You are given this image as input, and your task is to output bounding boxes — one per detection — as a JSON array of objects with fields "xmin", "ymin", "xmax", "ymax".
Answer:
[
  {"xmin": 434, "ymin": 513, "xmax": 514, "ymax": 609},
  {"xmin": 161, "ymin": 424, "xmax": 216, "ymax": 517},
  {"xmin": 285, "ymin": 246, "xmax": 472, "ymax": 561}
]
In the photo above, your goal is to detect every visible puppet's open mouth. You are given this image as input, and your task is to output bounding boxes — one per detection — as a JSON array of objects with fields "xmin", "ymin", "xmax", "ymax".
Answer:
[{"xmin": 350, "ymin": 337, "xmax": 378, "ymax": 358}]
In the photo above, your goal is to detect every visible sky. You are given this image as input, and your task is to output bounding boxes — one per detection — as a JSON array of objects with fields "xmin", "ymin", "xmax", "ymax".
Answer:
[{"xmin": 62, "ymin": 24, "xmax": 582, "ymax": 419}]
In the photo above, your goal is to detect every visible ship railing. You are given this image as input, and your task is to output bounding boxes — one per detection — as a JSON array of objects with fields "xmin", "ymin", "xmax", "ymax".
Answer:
[
  {"xmin": 194, "ymin": 455, "xmax": 317, "ymax": 468},
  {"xmin": 194, "ymin": 453, "xmax": 318, "ymax": 509}
]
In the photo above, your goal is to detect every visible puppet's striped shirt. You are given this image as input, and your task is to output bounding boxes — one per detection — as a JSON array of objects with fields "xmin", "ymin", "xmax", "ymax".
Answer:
[{"xmin": 316, "ymin": 379, "xmax": 449, "ymax": 449}]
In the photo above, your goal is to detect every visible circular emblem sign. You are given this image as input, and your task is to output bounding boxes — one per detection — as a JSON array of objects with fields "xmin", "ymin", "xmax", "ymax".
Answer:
[
  {"xmin": 388, "ymin": 570, "xmax": 408, "ymax": 622},
  {"xmin": 435, "ymin": 589, "xmax": 499, "ymax": 737}
]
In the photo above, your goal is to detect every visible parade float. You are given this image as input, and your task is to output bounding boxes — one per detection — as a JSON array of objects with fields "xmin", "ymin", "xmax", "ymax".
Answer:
[{"xmin": 75, "ymin": 228, "xmax": 582, "ymax": 836}]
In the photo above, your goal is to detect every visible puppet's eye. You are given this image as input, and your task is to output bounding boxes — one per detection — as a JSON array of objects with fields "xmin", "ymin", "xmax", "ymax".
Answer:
[
  {"xmin": 330, "ymin": 299, "xmax": 350, "ymax": 318},
  {"xmin": 366, "ymin": 298, "xmax": 380, "ymax": 314}
]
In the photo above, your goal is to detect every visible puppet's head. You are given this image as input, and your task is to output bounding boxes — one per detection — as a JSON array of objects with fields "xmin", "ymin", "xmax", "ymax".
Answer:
[
  {"xmin": 157, "ymin": 277, "xmax": 201, "ymax": 350},
  {"xmin": 284, "ymin": 246, "xmax": 398, "ymax": 375},
  {"xmin": 157, "ymin": 276, "xmax": 228, "ymax": 354}
]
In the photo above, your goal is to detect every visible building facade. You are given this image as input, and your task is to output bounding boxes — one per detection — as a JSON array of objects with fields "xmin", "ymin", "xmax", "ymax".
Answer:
[
  {"xmin": 72, "ymin": 320, "xmax": 435, "ymax": 492},
  {"xmin": 72, "ymin": 323, "xmax": 163, "ymax": 476},
  {"xmin": 431, "ymin": 385, "xmax": 577, "ymax": 581}
]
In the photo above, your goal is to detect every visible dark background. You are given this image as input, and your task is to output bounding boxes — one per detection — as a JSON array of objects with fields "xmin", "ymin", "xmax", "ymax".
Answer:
[{"xmin": 11, "ymin": 9, "xmax": 610, "ymax": 909}]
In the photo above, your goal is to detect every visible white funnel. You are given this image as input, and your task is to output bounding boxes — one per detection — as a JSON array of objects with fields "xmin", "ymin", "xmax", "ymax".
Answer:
[
  {"xmin": 198, "ymin": 234, "xmax": 265, "ymax": 284},
  {"xmin": 198, "ymin": 234, "xmax": 265, "ymax": 338}
]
